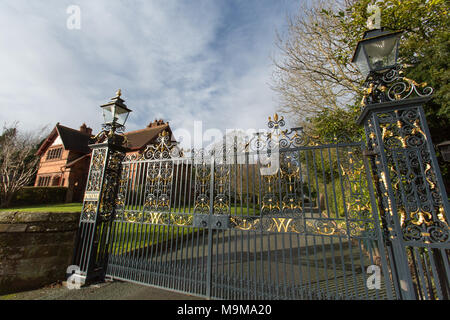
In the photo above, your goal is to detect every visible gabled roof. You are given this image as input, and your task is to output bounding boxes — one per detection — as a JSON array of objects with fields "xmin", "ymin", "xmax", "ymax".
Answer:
[
  {"xmin": 124, "ymin": 122, "xmax": 174, "ymax": 151},
  {"xmin": 36, "ymin": 120, "xmax": 175, "ymax": 156},
  {"xmin": 56, "ymin": 124, "xmax": 92, "ymax": 153},
  {"xmin": 36, "ymin": 123, "xmax": 93, "ymax": 156}
]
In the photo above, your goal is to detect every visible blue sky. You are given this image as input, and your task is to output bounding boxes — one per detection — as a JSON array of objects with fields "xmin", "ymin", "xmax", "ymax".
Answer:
[{"xmin": 0, "ymin": 1, "xmax": 304, "ymax": 144}]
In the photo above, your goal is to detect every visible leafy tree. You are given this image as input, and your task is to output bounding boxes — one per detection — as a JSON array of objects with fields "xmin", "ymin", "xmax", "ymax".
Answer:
[{"xmin": 307, "ymin": 106, "xmax": 363, "ymax": 142}]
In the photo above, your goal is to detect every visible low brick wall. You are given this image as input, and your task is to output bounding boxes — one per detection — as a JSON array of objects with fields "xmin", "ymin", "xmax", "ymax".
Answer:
[{"xmin": 0, "ymin": 211, "xmax": 80, "ymax": 295}]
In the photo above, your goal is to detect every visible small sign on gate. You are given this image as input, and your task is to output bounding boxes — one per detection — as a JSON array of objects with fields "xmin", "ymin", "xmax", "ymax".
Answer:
[{"xmin": 84, "ymin": 191, "xmax": 100, "ymax": 201}]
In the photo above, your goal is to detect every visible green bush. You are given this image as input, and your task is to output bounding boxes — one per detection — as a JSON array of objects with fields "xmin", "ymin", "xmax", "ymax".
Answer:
[{"xmin": 11, "ymin": 187, "xmax": 68, "ymax": 206}]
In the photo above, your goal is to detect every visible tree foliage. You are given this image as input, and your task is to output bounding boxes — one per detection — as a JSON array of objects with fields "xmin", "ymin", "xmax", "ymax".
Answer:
[{"xmin": 307, "ymin": 106, "xmax": 363, "ymax": 142}]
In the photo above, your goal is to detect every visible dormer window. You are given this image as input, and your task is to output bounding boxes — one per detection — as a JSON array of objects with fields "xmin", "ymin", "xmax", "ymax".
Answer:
[{"xmin": 46, "ymin": 147, "xmax": 62, "ymax": 160}]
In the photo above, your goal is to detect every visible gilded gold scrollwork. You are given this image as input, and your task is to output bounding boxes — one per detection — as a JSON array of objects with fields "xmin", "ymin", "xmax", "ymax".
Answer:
[
  {"xmin": 82, "ymin": 201, "xmax": 97, "ymax": 221},
  {"xmin": 370, "ymin": 108, "xmax": 449, "ymax": 243},
  {"xmin": 170, "ymin": 214, "xmax": 193, "ymax": 227}
]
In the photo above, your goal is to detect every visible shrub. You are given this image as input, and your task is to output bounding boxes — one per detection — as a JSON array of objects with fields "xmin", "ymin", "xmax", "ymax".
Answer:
[{"xmin": 11, "ymin": 186, "xmax": 68, "ymax": 206}]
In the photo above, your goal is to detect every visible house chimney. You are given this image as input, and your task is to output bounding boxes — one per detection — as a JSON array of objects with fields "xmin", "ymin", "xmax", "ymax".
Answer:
[
  {"xmin": 80, "ymin": 123, "xmax": 93, "ymax": 136},
  {"xmin": 147, "ymin": 119, "xmax": 166, "ymax": 128}
]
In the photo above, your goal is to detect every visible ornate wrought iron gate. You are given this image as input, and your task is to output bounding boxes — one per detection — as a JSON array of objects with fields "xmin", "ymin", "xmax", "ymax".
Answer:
[
  {"xmin": 73, "ymin": 102, "xmax": 449, "ymax": 299},
  {"xmin": 106, "ymin": 142, "xmax": 391, "ymax": 299}
]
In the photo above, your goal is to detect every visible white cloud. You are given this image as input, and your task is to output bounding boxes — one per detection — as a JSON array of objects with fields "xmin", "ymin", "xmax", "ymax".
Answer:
[{"xmin": 0, "ymin": 0, "xmax": 299, "ymax": 145}]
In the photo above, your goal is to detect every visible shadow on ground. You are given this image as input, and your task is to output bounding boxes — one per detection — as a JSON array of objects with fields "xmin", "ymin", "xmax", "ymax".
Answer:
[{"xmin": 0, "ymin": 280, "xmax": 204, "ymax": 300}]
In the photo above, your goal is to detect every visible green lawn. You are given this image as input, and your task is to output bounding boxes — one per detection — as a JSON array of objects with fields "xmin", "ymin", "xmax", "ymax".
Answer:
[
  {"xmin": 107, "ymin": 222, "xmax": 199, "ymax": 254},
  {"xmin": 0, "ymin": 202, "xmax": 261, "ymax": 215},
  {"xmin": 107, "ymin": 205, "xmax": 259, "ymax": 254},
  {"xmin": 0, "ymin": 202, "xmax": 83, "ymax": 212}
]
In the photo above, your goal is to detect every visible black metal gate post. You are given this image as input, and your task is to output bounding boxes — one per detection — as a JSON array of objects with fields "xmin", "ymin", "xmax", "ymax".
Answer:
[
  {"xmin": 72, "ymin": 138, "xmax": 127, "ymax": 284},
  {"xmin": 205, "ymin": 154, "xmax": 215, "ymax": 299},
  {"xmin": 358, "ymin": 97, "xmax": 450, "ymax": 300}
]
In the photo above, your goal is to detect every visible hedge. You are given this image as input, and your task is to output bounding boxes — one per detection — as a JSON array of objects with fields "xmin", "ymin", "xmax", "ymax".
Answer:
[{"xmin": 11, "ymin": 186, "xmax": 68, "ymax": 206}]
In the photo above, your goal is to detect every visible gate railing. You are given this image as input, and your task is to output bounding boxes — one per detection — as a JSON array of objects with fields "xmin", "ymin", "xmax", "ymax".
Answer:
[{"xmin": 102, "ymin": 140, "xmax": 395, "ymax": 299}]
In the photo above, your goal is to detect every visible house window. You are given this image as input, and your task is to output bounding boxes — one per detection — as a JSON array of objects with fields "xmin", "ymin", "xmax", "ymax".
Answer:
[
  {"xmin": 38, "ymin": 176, "xmax": 51, "ymax": 186},
  {"xmin": 46, "ymin": 148, "xmax": 62, "ymax": 160},
  {"xmin": 52, "ymin": 176, "xmax": 61, "ymax": 186}
]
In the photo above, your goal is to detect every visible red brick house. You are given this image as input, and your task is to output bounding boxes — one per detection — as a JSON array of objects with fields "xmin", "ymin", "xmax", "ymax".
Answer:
[{"xmin": 34, "ymin": 119, "xmax": 174, "ymax": 202}]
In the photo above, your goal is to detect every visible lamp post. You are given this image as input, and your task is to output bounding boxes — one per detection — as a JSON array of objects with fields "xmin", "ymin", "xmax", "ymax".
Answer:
[
  {"xmin": 354, "ymin": 29, "xmax": 450, "ymax": 300},
  {"xmin": 72, "ymin": 90, "xmax": 131, "ymax": 284}
]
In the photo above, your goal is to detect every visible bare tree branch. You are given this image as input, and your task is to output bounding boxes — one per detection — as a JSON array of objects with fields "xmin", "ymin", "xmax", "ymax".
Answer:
[
  {"xmin": 0, "ymin": 123, "xmax": 47, "ymax": 207},
  {"xmin": 272, "ymin": 0, "xmax": 363, "ymax": 124}
]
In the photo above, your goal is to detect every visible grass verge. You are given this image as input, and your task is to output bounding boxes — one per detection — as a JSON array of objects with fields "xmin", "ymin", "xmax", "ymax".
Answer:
[{"xmin": 0, "ymin": 202, "xmax": 83, "ymax": 213}]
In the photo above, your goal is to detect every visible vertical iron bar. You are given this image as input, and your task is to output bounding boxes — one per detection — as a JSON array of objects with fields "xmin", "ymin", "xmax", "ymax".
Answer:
[{"xmin": 206, "ymin": 155, "xmax": 214, "ymax": 299}]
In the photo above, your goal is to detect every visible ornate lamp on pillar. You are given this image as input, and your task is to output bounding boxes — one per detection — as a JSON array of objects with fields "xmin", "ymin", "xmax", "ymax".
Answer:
[
  {"xmin": 99, "ymin": 89, "xmax": 132, "ymax": 143},
  {"xmin": 72, "ymin": 90, "xmax": 131, "ymax": 284},
  {"xmin": 354, "ymin": 29, "xmax": 450, "ymax": 300}
]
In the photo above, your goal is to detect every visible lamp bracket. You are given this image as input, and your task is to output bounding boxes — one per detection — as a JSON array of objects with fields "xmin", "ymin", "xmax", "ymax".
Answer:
[{"xmin": 361, "ymin": 64, "xmax": 434, "ymax": 106}]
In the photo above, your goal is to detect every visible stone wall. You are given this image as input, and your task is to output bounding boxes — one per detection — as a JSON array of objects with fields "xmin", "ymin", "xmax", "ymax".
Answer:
[{"xmin": 0, "ymin": 211, "xmax": 80, "ymax": 295}]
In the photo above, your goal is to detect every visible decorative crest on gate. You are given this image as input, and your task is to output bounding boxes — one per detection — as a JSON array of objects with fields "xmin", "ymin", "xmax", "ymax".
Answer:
[
  {"xmin": 250, "ymin": 113, "xmax": 316, "ymax": 151},
  {"xmin": 249, "ymin": 113, "xmax": 354, "ymax": 152}
]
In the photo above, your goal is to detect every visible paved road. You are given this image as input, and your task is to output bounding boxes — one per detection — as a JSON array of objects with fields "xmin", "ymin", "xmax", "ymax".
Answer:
[{"xmin": 0, "ymin": 281, "xmax": 203, "ymax": 300}]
